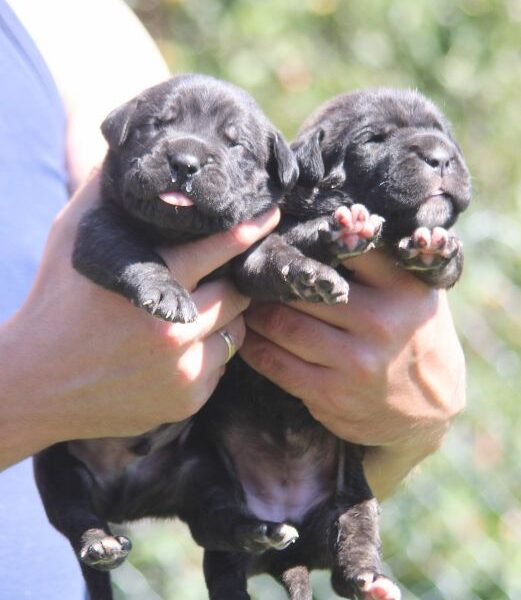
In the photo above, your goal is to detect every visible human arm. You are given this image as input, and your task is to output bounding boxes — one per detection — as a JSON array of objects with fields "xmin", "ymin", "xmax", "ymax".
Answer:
[
  {"xmin": 240, "ymin": 250, "xmax": 465, "ymax": 500},
  {"xmin": 0, "ymin": 171, "xmax": 280, "ymax": 470}
]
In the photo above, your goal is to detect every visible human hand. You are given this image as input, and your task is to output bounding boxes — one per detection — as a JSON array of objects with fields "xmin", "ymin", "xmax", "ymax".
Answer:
[
  {"xmin": 0, "ymin": 170, "xmax": 280, "ymax": 469},
  {"xmin": 240, "ymin": 250, "xmax": 465, "ymax": 499}
]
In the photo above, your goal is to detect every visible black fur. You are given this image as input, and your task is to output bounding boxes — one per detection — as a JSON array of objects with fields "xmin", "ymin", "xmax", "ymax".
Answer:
[
  {"xmin": 175, "ymin": 89, "xmax": 471, "ymax": 600},
  {"xmin": 34, "ymin": 85, "xmax": 470, "ymax": 600},
  {"xmin": 72, "ymin": 73, "xmax": 298, "ymax": 322},
  {"xmin": 278, "ymin": 88, "xmax": 471, "ymax": 289}
]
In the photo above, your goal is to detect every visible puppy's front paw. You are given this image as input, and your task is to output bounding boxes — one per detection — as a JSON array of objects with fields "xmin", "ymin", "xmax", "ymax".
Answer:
[
  {"xmin": 281, "ymin": 257, "xmax": 349, "ymax": 304},
  {"xmin": 397, "ymin": 227, "xmax": 460, "ymax": 271},
  {"xmin": 134, "ymin": 280, "xmax": 198, "ymax": 323},
  {"xmin": 320, "ymin": 205, "xmax": 384, "ymax": 260},
  {"xmin": 79, "ymin": 529, "xmax": 132, "ymax": 571}
]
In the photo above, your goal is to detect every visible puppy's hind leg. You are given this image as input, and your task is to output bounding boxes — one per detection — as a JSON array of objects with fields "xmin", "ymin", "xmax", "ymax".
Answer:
[
  {"xmin": 78, "ymin": 564, "xmax": 113, "ymax": 600},
  {"xmin": 330, "ymin": 443, "xmax": 400, "ymax": 600},
  {"xmin": 203, "ymin": 550, "xmax": 251, "ymax": 600},
  {"xmin": 176, "ymin": 444, "xmax": 299, "ymax": 554},
  {"xmin": 34, "ymin": 444, "xmax": 130, "ymax": 600},
  {"xmin": 277, "ymin": 565, "xmax": 312, "ymax": 600},
  {"xmin": 182, "ymin": 483, "xmax": 299, "ymax": 555}
]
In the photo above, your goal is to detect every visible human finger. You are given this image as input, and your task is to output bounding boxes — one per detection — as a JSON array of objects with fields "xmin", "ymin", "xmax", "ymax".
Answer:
[
  {"xmin": 290, "ymin": 277, "xmax": 438, "ymax": 338},
  {"xmin": 245, "ymin": 303, "xmax": 352, "ymax": 367},
  {"xmin": 239, "ymin": 329, "xmax": 328, "ymax": 406},
  {"xmin": 158, "ymin": 206, "xmax": 280, "ymax": 290},
  {"xmin": 163, "ymin": 279, "xmax": 250, "ymax": 346},
  {"xmin": 286, "ymin": 281, "xmax": 389, "ymax": 335},
  {"xmin": 341, "ymin": 249, "xmax": 411, "ymax": 288},
  {"xmin": 177, "ymin": 315, "xmax": 246, "ymax": 384}
]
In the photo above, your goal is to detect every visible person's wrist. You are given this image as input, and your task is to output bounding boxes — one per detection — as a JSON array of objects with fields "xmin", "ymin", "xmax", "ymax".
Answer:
[
  {"xmin": 363, "ymin": 415, "xmax": 457, "ymax": 501},
  {"xmin": 362, "ymin": 332, "xmax": 465, "ymax": 501}
]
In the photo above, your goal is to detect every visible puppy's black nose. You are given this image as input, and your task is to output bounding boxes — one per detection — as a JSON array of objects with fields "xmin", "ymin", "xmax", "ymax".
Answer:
[
  {"xmin": 418, "ymin": 144, "xmax": 452, "ymax": 176},
  {"xmin": 168, "ymin": 151, "xmax": 201, "ymax": 185}
]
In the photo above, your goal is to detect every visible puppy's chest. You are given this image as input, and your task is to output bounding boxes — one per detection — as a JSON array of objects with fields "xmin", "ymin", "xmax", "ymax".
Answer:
[{"xmin": 223, "ymin": 426, "xmax": 338, "ymax": 523}]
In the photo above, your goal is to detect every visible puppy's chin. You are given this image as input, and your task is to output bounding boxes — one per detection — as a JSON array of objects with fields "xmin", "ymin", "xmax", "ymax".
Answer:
[
  {"xmin": 134, "ymin": 178, "xmax": 276, "ymax": 234},
  {"xmin": 116, "ymin": 184, "xmax": 270, "ymax": 239},
  {"xmin": 416, "ymin": 194, "xmax": 454, "ymax": 228},
  {"xmin": 115, "ymin": 173, "xmax": 226, "ymax": 232}
]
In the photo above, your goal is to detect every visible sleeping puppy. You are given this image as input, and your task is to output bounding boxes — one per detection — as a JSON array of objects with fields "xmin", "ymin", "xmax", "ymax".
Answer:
[
  {"xmin": 70, "ymin": 73, "xmax": 299, "ymax": 323},
  {"xmin": 175, "ymin": 89, "xmax": 470, "ymax": 600},
  {"xmin": 33, "ymin": 73, "xmax": 312, "ymax": 600},
  {"xmin": 279, "ymin": 87, "xmax": 470, "ymax": 288},
  {"xmin": 235, "ymin": 87, "xmax": 470, "ymax": 300},
  {"xmin": 35, "ymin": 84, "xmax": 470, "ymax": 600}
]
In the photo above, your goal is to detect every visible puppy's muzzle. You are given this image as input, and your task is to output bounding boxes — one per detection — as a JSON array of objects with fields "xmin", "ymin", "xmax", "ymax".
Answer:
[{"xmin": 409, "ymin": 132, "xmax": 456, "ymax": 177}]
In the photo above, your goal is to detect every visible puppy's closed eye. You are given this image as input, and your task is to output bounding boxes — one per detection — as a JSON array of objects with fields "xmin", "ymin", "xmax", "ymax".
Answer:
[
  {"xmin": 134, "ymin": 111, "xmax": 181, "ymax": 137},
  {"xmin": 364, "ymin": 131, "xmax": 388, "ymax": 144},
  {"xmin": 132, "ymin": 119, "xmax": 162, "ymax": 137},
  {"xmin": 357, "ymin": 126, "xmax": 396, "ymax": 145},
  {"xmin": 224, "ymin": 124, "xmax": 241, "ymax": 147}
]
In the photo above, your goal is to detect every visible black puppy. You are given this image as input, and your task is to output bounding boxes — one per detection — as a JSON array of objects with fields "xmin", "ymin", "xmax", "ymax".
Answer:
[
  {"xmin": 71, "ymin": 73, "xmax": 300, "ymax": 323},
  {"xmin": 33, "ymin": 73, "xmax": 326, "ymax": 600},
  {"xmin": 173, "ymin": 89, "xmax": 470, "ymax": 600},
  {"xmin": 35, "ymin": 84, "xmax": 470, "ymax": 600},
  {"xmin": 35, "ymin": 73, "xmax": 355, "ymax": 600},
  {"xmin": 236, "ymin": 87, "xmax": 470, "ymax": 299}
]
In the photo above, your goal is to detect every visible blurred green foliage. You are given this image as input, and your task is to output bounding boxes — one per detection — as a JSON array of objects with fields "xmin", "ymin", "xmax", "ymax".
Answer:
[{"xmin": 118, "ymin": 1, "xmax": 521, "ymax": 598}]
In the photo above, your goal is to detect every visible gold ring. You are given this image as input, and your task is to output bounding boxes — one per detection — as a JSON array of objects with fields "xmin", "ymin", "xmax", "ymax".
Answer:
[{"xmin": 219, "ymin": 329, "xmax": 237, "ymax": 363}]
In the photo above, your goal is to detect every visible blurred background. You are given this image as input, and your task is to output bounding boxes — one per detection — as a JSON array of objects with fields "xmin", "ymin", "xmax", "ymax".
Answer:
[{"xmin": 115, "ymin": 1, "xmax": 521, "ymax": 598}]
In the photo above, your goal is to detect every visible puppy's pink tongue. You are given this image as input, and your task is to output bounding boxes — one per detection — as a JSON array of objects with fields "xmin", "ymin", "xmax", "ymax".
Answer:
[{"xmin": 158, "ymin": 191, "xmax": 194, "ymax": 206}]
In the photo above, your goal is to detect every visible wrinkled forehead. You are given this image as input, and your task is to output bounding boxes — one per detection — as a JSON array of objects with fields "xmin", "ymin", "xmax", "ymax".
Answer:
[
  {"xmin": 305, "ymin": 88, "xmax": 451, "ymax": 137},
  {"xmin": 353, "ymin": 90, "xmax": 449, "ymax": 131},
  {"xmin": 135, "ymin": 75, "xmax": 267, "ymax": 131}
]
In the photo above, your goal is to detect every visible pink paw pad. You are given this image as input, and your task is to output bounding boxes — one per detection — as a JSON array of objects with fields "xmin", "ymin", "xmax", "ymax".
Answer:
[
  {"xmin": 414, "ymin": 227, "xmax": 452, "ymax": 265},
  {"xmin": 398, "ymin": 226, "xmax": 459, "ymax": 268},
  {"xmin": 331, "ymin": 204, "xmax": 384, "ymax": 254},
  {"xmin": 357, "ymin": 573, "xmax": 401, "ymax": 600}
]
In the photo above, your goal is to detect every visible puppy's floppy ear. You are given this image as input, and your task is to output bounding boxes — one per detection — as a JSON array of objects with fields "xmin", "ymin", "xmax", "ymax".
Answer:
[
  {"xmin": 291, "ymin": 126, "xmax": 325, "ymax": 186},
  {"xmin": 321, "ymin": 160, "xmax": 346, "ymax": 189},
  {"xmin": 269, "ymin": 131, "xmax": 299, "ymax": 191},
  {"xmin": 100, "ymin": 98, "xmax": 139, "ymax": 149}
]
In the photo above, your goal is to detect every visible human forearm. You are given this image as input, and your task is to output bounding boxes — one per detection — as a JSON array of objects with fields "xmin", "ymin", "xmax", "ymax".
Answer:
[
  {"xmin": 363, "ymin": 432, "xmax": 448, "ymax": 501},
  {"xmin": 0, "ymin": 174, "xmax": 280, "ymax": 471},
  {"xmin": 365, "ymin": 311, "xmax": 465, "ymax": 499}
]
